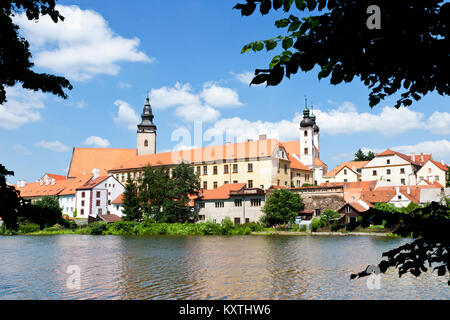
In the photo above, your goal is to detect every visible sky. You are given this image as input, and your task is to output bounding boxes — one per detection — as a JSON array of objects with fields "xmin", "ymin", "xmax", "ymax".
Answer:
[{"xmin": 1, "ymin": 0, "xmax": 449, "ymax": 184}]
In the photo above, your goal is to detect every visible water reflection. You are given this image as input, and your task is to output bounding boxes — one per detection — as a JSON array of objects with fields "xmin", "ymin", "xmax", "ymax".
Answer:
[{"xmin": 0, "ymin": 235, "xmax": 448, "ymax": 299}]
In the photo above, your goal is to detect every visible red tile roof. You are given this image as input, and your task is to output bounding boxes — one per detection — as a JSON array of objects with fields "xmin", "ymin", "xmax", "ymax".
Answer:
[
  {"xmin": 98, "ymin": 214, "xmax": 122, "ymax": 223},
  {"xmin": 342, "ymin": 202, "xmax": 370, "ymax": 213},
  {"xmin": 77, "ymin": 176, "xmax": 110, "ymax": 190},
  {"xmin": 46, "ymin": 174, "xmax": 68, "ymax": 181},
  {"xmin": 429, "ymin": 160, "xmax": 448, "ymax": 171},
  {"xmin": 199, "ymin": 183, "xmax": 245, "ymax": 200},
  {"xmin": 68, "ymin": 148, "xmax": 136, "ymax": 178},
  {"xmin": 288, "ymin": 154, "xmax": 312, "ymax": 171},
  {"xmin": 59, "ymin": 174, "xmax": 93, "ymax": 196},
  {"xmin": 112, "ymin": 193, "xmax": 123, "ymax": 204},
  {"xmin": 323, "ymin": 161, "xmax": 369, "ymax": 178},
  {"xmin": 376, "ymin": 149, "xmax": 431, "ymax": 166},
  {"xmin": 16, "ymin": 179, "xmax": 72, "ymax": 198}
]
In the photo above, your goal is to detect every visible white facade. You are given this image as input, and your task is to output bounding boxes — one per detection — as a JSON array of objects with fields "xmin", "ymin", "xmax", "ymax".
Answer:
[
  {"xmin": 300, "ymin": 126, "xmax": 315, "ymax": 168},
  {"xmin": 361, "ymin": 154, "xmax": 417, "ymax": 186},
  {"xmin": 76, "ymin": 176, "xmax": 125, "ymax": 219},
  {"xmin": 59, "ymin": 195, "xmax": 76, "ymax": 217},
  {"xmin": 196, "ymin": 194, "xmax": 266, "ymax": 224},
  {"xmin": 388, "ymin": 187, "xmax": 414, "ymax": 208},
  {"xmin": 416, "ymin": 160, "xmax": 447, "ymax": 186}
]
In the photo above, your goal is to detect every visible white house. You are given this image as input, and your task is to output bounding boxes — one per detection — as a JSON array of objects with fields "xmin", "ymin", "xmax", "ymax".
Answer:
[
  {"xmin": 416, "ymin": 159, "xmax": 448, "ymax": 187},
  {"xmin": 110, "ymin": 193, "xmax": 124, "ymax": 216},
  {"xmin": 361, "ymin": 149, "xmax": 431, "ymax": 186},
  {"xmin": 194, "ymin": 183, "xmax": 266, "ymax": 224},
  {"xmin": 75, "ymin": 170, "xmax": 125, "ymax": 222}
]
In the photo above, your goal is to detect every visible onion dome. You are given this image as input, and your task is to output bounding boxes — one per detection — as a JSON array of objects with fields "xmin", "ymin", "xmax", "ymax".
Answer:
[
  {"xmin": 300, "ymin": 105, "xmax": 314, "ymax": 127},
  {"xmin": 310, "ymin": 111, "xmax": 319, "ymax": 132}
]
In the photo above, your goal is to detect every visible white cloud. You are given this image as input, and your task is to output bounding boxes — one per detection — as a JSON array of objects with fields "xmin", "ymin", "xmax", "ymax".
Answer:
[
  {"xmin": 13, "ymin": 144, "xmax": 32, "ymax": 156},
  {"xmin": 174, "ymin": 104, "xmax": 220, "ymax": 123},
  {"xmin": 426, "ymin": 111, "xmax": 450, "ymax": 135},
  {"xmin": 14, "ymin": 5, "xmax": 152, "ymax": 81},
  {"xmin": 113, "ymin": 99, "xmax": 140, "ymax": 130},
  {"xmin": 35, "ymin": 140, "xmax": 69, "ymax": 152},
  {"xmin": 83, "ymin": 136, "xmax": 110, "ymax": 148},
  {"xmin": 0, "ymin": 87, "xmax": 45, "ymax": 129},
  {"xmin": 150, "ymin": 82, "xmax": 200, "ymax": 109},
  {"xmin": 149, "ymin": 82, "xmax": 243, "ymax": 123},
  {"xmin": 393, "ymin": 140, "xmax": 450, "ymax": 161},
  {"xmin": 200, "ymin": 83, "xmax": 243, "ymax": 107},
  {"xmin": 233, "ymin": 71, "xmax": 263, "ymax": 86},
  {"xmin": 117, "ymin": 81, "xmax": 132, "ymax": 89}
]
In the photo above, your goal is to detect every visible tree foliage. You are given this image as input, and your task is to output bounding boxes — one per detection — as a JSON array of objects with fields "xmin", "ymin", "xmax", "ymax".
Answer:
[
  {"xmin": 320, "ymin": 209, "xmax": 340, "ymax": 223},
  {"xmin": 352, "ymin": 202, "xmax": 450, "ymax": 285},
  {"xmin": 122, "ymin": 177, "xmax": 142, "ymax": 221},
  {"xmin": 0, "ymin": 0, "xmax": 72, "ymax": 104},
  {"xmin": 234, "ymin": 0, "xmax": 449, "ymax": 108},
  {"xmin": 0, "ymin": 164, "xmax": 25, "ymax": 230},
  {"xmin": 354, "ymin": 148, "xmax": 375, "ymax": 161},
  {"xmin": 20, "ymin": 195, "xmax": 64, "ymax": 229},
  {"xmin": 261, "ymin": 189, "xmax": 303, "ymax": 226}
]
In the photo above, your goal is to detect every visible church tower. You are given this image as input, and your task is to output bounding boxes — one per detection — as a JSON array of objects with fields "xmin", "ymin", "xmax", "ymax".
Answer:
[
  {"xmin": 137, "ymin": 96, "xmax": 157, "ymax": 156},
  {"xmin": 310, "ymin": 108, "xmax": 320, "ymax": 159},
  {"xmin": 299, "ymin": 101, "xmax": 315, "ymax": 168}
]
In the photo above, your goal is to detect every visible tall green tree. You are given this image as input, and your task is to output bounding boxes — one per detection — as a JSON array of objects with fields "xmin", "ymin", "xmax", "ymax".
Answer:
[
  {"xmin": 0, "ymin": 164, "xmax": 25, "ymax": 230},
  {"xmin": 122, "ymin": 177, "xmax": 142, "ymax": 222},
  {"xmin": 1, "ymin": 0, "xmax": 72, "ymax": 104},
  {"xmin": 354, "ymin": 149, "xmax": 375, "ymax": 161},
  {"xmin": 261, "ymin": 189, "xmax": 303, "ymax": 226},
  {"xmin": 139, "ymin": 166, "xmax": 170, "ymax": 220},
  {"xmin": 446, "ymin": 167, "xmax": 450, "ymax": 188},
  {"xmin": 20, "ymin": 195, "xmax": 63, "ymax": 229},
  {"xmin": 234, "ymin": 0, "xmax": 449, "ymax": 108}
]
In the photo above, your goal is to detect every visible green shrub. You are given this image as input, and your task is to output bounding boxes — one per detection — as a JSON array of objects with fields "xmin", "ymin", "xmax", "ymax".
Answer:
[
  {"xmin": 311, "ymin": 218, "xmax": 322, "ymax": 232},
  {"xmin": 331, "ymin": 221, "xmax": 342, "ymax": 232},
  {"xmin": 199, "ymin": 221, "xmax": 223, "ymax": 235},
  {"xmin": 18, "ymin": 223, "xmax": 41, "ymax": 234},
  {"xmin": 221, "ymin": 217, "xmax": 234, "ymax": 235},
  {"xmin": 244, "ymin": 222, "xmax": 264, "ymax": 232},
  {"xmin": 299, "ymin": 224, "xmax": 307, "ymax": 232},
  {"xmin": 106, "ymin": 221, "xmax": 139, "ymax": 235},
  {"xmin": 88, "ymin": 221, "xmax": 108, "ymax": 235}
]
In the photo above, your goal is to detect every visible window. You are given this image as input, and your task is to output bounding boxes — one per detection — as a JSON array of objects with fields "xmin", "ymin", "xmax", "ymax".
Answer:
[
  {"xmin": 372, "ymin": 170, "xmax": 377, "ymax": 176},
  {"xmin": 224, "ymin": 164, "xmax": 229, "ymax": 174},
  {"xmin": 233, "ymin": 180, "xmax": 238, "ymax": 184},
  {"xmin": 277, "ymin": 179, "xmax": 280, "ymax": 186},
  {"xmin": 198, "ymin": 202, "xmax": 205, "ymax": 208},
  {"xmin": 435, "ymin": 175, "xmax": 439, "ymax": 181},
  {"xmin": 213, "ymin": 166, "xmax": 218, "ymax": 175},
  {"xmin": 213, "ymin": 181, "xmax": 218, "ymax": 189},
  {"xmin": 428, "ymin": 168, "xmax": 432, "ymax": 173},
  {"xmin": 305, "ymin": 174, "xmax": 309, "ymax": 181},
  {"xmin": 296, "ymin": 180, "xmax": 301, "ymax": 187},
  {"xmin": 398, "ymin": 195, "xmax": 401, "ymax": 200},
  {"xmin": 81, "ymin": 200, "xmax": 85, "ymax": 207},
  {"xmin": 121, "ymin": 174, "xmax": 125, "ymax": 182},
  {"xmin": 304, "ymin": 131, "xmax": 308, "ymax": 137},
  {"xmin": 245, "ymin": 218, "xmax": 250, "ymax": 223},
  {"xmin": 215, "ymin": 201, "xmax": 224, "ymax": 208},
  {"xmin": 196, "ymin": 166, "xmax": 201, "ymax": 175},
  {"xmin": 387, "ymin": 159, "xmax": 390, "ymax": 164},
  {"xmin": 344, "ymin": 179, "xmax": 348, "ymax": 182},
  {"xmin": 248, "ymin": 180, "xmax": 253, "ymax": 188},
  {"xmin": 401, "ymin": 178, "xmax": 406, "ymax": 185},
  {"xmin": 116, "ymin": 205, "xmax": 119, "ymax": 210},
  {"xmin": 344, "ymin": 169, "xmax": 347, "ymax": 175},
  {"xmin": 387, "ymin": 169, "xmax": 391, "ymax": 175},
  {"xmin": 346, "ymin": 206, "xmax": 351, "ymax": 213},
  {"xmin": 203, "ymin": 181, "xmax": 207, "ymax": 190},
  {"xmin": 251, "ymin": 198, "xmax": 261, "ymax": 206},
  {"xmin": 96, "ymin": 191, "xmax": 101, "ymax": 198},
  {"xmin": 198, "ymin": 215, "xmax": 205, "ymax": 221},
  {"xmin": 96, "ymin": 200, "xmax": 100, "ymax": 206},
  {"xmin": 144, "ymin": 140, "xmax": 148, "ymax": 147},
  {"xmin": 284, "ymin": 164, "xmax": 288, "ymax": 174},
  {"xmin": 81, "ymin": 192, "xmax": 85, "ymax": 198},
  {"xmin": 248, "ymin": 163, "xmax": 253, "ymax": 172},
  {"xmin": 400, "ymin": 168, "xmax": 405, "ymax": 174},
  {"xmin": 260, "ymin": 185, "xmax": 264, "ymax": 189},
  {"xmin": 304, "ymin": 148, "xmax": 308, "ymax": 155},
  {"xmin": 98, "ymin": 208, "xmax": 102, "ymax": 214},
  {"xmin": 234, "ymin": 199, "xmax": 242, "ymax": 207},
  {"xmin": 234, "ymin": 217, "xmax": 241, "ymax": 225},
  {"xmin": 233, "ymin": 164, "xmax": 238, "ymax": 173},
  {"xmin": 203, "ymin": 166, "xmax": 207, "ymax": 175},
  {"xmin": 80, "ymin": 209, "xmax": 84, "ymax": 215},
  {"xmin": 224, "ymin": 181, "xmax": 229, "ymax": 184},
  {"xmin": 108, "ymin": 200, "xmax": 111, "ymax": 205}
]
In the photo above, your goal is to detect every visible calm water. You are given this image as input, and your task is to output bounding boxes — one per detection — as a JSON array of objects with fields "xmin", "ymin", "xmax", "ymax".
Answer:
[{"xmin": 0, "ymin": 235, "xmax": 448, "ymax": 299}]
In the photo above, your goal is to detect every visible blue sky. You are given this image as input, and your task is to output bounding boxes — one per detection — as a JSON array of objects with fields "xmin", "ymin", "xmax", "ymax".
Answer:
[{"xmin": 1, "ymin": 0, "xmax": 449, "ymax": 183}]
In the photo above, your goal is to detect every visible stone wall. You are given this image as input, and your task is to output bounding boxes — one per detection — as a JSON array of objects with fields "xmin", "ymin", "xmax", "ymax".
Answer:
[{"xmin": 302, "ymin": 194, "xmax": 346, "ymax": 211}]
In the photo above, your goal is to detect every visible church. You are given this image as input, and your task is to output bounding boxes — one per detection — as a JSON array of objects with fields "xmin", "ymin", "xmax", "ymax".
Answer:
[{"xmin": 67, "ymin": 96, "xmax": 328, "ymax": 191}]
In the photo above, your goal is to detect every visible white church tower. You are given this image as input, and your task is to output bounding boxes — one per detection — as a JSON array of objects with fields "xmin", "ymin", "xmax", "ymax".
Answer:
[
  {"xmin": 299, "ymin": 102, "xmax": 315, "ymax": 168},
  {"xmin": 137, "ymin": 96, "xmax": 157, "ymax": 156}
]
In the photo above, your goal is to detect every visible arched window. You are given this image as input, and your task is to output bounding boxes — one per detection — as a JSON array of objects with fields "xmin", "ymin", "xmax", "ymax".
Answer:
[
  {"xmin": 144, "ymin": 139, "xmax": 148, "ymax": 147},
  {"xmin": 304, "ymin": 131, "xmax": 308, "ymax": 137}
]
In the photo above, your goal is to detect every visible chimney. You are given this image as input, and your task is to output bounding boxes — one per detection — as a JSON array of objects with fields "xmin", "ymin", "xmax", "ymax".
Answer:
[
  {"xmin": 40, "ymin": 179, "xmax": 43, "ymax": 186},
  {"xmin": 442, "ymin": 160, "xmax": 445, "ymax": 166},
  {"xmin": 259, "ymin": 134, "xmax": 267, "ymax": 141},
  {"xmin": 411, "ymin": 152, "xmax": 415, "ymax": 162},
  {"xmin": 407, "ymin": 185, "xmax": 411, "ymax": 195},
  {"xmin": 17, "ymin": 180, "xmax": 26, "ymax": 188},
  {"xmin": 395, "ymin": 186, "xmax": 400, "ymax": 194},
  {"xmin": 51, "ymin": 178, "xmax": 55, "ymax": 185},
  {"xmin": 45, "ymin": 178, "xmax": 49, "ymax": 186},
  {"xmin": 420, "ymin": 152, "xmax": 424, "ymax": 163},
  {"xmin": 92, "ymin": 168, "xmax": 100, "ymax": 179}
]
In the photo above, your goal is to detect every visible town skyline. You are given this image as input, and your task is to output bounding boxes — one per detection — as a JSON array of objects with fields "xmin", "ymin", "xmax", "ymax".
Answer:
[{"xmin": 1, "ymin": 0, "xmax": 449, "ymax": 184}]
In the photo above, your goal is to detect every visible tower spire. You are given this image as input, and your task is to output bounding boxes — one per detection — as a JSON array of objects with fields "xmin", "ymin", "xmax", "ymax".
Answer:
[{"xmin": 137, "ymin": 95, "xmax": 156, "ymax": 133}]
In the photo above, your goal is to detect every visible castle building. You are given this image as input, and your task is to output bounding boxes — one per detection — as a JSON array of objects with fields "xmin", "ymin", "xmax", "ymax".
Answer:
[{"xmin": 105, "ymin": 97, "xmax": 327, "ymax": 190}]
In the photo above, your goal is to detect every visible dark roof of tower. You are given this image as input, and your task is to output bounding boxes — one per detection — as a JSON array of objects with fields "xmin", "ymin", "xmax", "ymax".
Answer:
[{"xmin": 137, "ymin": 97, "xmax": 157, "ymax": 132}]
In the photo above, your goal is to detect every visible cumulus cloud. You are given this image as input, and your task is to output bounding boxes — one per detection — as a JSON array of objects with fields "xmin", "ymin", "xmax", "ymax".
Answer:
[
  {"xmin": 117, "ymin": 81, "xmax": 132, "ymax": 89},
  {"xmin": 113, "ymin": 99, "xmax": 140, "ymax": 131},
  {"xmin": 200, "ymin": 83, "xmax": 243, "ymax": 107},
  {"xmin": 234, "ymin": 71, "xmax": 254, "ymax": 85},
  {"xmin": 0, "ymin": 87, "xmax": 45, "ymax": 129},
  {"xmin": 14, "ymin": 5, "xmax": 152, "ymax": 81},
  {"xmin": 393, "ymin": 140, "xmax": 450, "ymax": 161},
  {"xmin": 426, "ymin": 111, "xmax": 450, "ymax": 135},
  {"xmin": 149, "ymin": 82, "xmax": 243, "ymax": 123},
  {"xmin": 83, "ymin": 136, "xmax": 110, "ymax": 148},
  {"xmin": 35, "ymin": 140, "xmax": 69, "ymax": 152}
]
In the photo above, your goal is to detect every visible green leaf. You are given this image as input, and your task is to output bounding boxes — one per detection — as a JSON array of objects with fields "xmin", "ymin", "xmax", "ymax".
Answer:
[
  {"xmin": 265, "ymin": 39, "xmax": 278, "ymax": 51},
  {"xmin": 283, "ymin": 0, "xmax": 294, "ymax": 12},
  {"xmin": 241, "ymin": 43, "xmax": 252, "ymax": 54},
  {"xmin": 250, "ymin": 74, "xmax": 269, "ymax": 85},
  {"xmin": 306, "ymin": 0, "xmax": 317, "ymax": 11},
  {"xmin": 288, "ymin": 20, "xmax": 301, "ymax": 31},
  {"xmin": 252, "ymin": 41, "xmax": 264, "ymax": 52},
  {"xmin": 273, "ymin": 0, "xmax": 283, "ymax": 10},
  {"xmin": 295, "ymin": 0, "xmax": 306, "ymax": 10},
  {"xmin": 282, "ymin": 37, "xmax": 294, "ymax": 50},
  {"xmin": 275, "ymin": 18, "xmax": 290, "ymax": 28},
  {"xmin": 260, "ymin": 0, "xmax": 272, "ymax": 15}
]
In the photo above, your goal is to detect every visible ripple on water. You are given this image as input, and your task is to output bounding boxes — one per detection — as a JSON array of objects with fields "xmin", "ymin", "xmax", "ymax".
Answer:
[{"xmin": 0, "ymin": 235, "xmax": 448, "ymax": 299}]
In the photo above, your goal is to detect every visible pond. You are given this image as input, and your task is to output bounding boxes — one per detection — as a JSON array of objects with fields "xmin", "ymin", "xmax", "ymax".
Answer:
[{"xmin": 0, "ymin": 235, "xmax": 448, "ymax": 299}]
